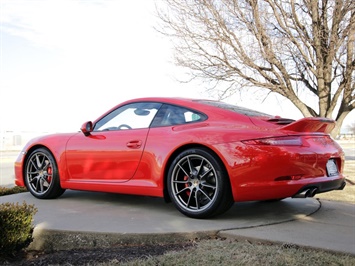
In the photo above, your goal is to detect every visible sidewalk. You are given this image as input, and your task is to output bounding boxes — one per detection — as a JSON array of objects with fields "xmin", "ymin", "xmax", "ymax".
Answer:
[
  {"xmin": 0, "ymin": 190, "xmax": 354, "ymax": 255},
  {"xmin": 220, "ymin": 200, "xmax": 355, "ymax": 255}
]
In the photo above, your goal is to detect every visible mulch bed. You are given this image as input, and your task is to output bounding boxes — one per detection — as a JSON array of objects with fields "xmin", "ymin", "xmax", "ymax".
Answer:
[{"xmin": 0, "ymin": 242, "xmax": 194, "ymax": 265}]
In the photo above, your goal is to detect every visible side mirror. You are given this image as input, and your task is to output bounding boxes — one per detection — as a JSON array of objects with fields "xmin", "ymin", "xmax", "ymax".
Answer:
[{"xmin": 81, "ymin": 121, "xmax": 93, "ymax": 136}]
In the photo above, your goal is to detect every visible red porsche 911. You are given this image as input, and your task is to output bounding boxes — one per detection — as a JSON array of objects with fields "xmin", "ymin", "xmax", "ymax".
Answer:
[{"xmin": 14, "ymin": 97, "xmax": 346, "ymax": 218}]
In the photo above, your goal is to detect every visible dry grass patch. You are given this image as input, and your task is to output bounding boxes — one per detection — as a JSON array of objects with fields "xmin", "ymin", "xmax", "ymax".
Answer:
[
  {"xmin": 317, "ymin": 160, "xmax": 355, "ymax": 203},
  {"xmin": 115, "ymin": 238, "xmax": 355, "ymax": 266}
]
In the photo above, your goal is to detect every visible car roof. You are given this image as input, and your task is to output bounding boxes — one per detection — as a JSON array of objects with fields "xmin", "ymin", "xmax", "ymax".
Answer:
[
  {"xmin": 122, "ymin": 97, "xmax": 231, "ymax": 111},
  {"xmin": 120, "ymin": 97, "xmax": 208, "ymax": 111},
  {"xmin": 123, "ymin": 97, "xmax": 271, "ymax": 118},
  {"xmin": 119, "ymin": 97, "xmax": 273, "ymax": 123},
  {"xmin": 124, "ymin": 97, "xmax": 203, "ymax": 105}
]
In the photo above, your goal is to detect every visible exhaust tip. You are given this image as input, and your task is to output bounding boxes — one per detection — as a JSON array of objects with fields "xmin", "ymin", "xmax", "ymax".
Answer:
[
  {"xmin": 293, "ymin": 187, "xmax": 318, "ymax": 198},
  {"xmin": 305, "ymin": 187, "xmax": 318, "ymax": 197}
]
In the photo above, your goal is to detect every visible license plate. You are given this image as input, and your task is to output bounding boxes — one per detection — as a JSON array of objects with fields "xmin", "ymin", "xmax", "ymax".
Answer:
[{"xmin": 326, "ymin": 159, "xmax": 338, "ymax": 177}]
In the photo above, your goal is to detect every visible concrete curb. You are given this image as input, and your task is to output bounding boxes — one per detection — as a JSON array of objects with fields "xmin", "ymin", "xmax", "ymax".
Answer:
[
  {"xmin": 29, "ymin": 228, "xmax": 218, "ymax": 251},
  {"xmin": 28, "ymin": 199, "xmax": 320, "ymax": 252}
]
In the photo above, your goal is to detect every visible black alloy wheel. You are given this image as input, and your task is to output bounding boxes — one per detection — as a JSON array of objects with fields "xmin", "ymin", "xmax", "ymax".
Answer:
[
  {"xmin": 167, "ymin": 148, "xmax": 233, "ymax": 218},
  {"xmin": 24, "ymin": 148, "xmax": 65, "ymax": 199}
]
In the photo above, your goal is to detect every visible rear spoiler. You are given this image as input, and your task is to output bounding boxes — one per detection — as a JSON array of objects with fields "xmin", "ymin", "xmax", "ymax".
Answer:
[{"xmin": 280, "ymin": 117, "xmax": 335, "ymax": 134}]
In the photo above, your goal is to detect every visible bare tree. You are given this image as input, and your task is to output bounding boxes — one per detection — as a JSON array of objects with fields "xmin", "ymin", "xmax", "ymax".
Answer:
[{"xmin": 156, "ymin": 0, "xmax": 355, "ymax": 137}]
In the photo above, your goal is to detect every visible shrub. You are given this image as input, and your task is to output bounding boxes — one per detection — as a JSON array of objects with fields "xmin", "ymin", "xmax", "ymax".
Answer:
[
  {"xmin": 0, "ymin": 186, "xmax": 28, "ymax": 196},
  {"xmin": 0, "ymin": 202, "xmax": 37, "ymax": 257}
]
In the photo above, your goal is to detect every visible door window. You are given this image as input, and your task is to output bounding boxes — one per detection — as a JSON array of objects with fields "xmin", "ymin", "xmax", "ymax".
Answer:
[{"xmin": 94, "ymin": 102, "xmax": 162, "ymax": 131}]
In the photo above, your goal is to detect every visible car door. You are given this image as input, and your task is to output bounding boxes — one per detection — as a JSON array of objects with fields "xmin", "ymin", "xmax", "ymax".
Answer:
[{"xmin": 65, "ymin": 102, "xmax": 161, "ymax": 182}]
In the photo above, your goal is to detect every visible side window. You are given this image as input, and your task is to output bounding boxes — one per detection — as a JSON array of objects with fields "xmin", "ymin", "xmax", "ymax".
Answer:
[
  {"xmin": 94, "ymin": 102, "xmax": 162, "ymax": 131},
  {"xmin": 185, "ymin": 111, "xmax": 203, "ymax": 122},
  {"xmin": 151, "ymin": 104, "xmax": 207, "ymax": 127}
]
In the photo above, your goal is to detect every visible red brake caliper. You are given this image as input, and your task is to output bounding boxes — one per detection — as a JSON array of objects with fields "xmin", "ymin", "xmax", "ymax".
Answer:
[
  {"xmin": 184, "ymin": 176, "xmax": 190, "ymax": 196},
  {"xmin": 47, "ymin": 167, "xmax": 53, "ymax": 183}
]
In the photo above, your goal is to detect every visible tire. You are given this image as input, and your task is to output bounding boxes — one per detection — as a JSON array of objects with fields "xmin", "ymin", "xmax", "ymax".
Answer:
[
  {"xmin": 167, "ymin": 148, "xmax": 233, "ymax": 219},
  {"xmin": 24, "ymin": 148, "xmax": 65, "ymax": 199}
]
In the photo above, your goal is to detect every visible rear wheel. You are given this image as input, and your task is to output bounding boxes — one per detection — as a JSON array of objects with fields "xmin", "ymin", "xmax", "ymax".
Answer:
[
  {"xmin": 24, "ymin": 148, "xmax": 65, "ymax": 199},
  {"xmin": 167, "ymin": 148, "xmax": 233, "ymax": 218}
]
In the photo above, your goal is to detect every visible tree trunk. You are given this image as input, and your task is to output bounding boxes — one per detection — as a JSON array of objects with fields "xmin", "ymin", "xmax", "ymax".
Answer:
[{"xmin": 332, "ymin": 112, "xmax": 350, "ymax": 138}]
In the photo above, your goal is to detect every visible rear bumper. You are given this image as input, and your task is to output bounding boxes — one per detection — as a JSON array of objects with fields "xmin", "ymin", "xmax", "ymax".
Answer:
[
  {"xmin": 218, "ymin": 137, "xmax": 346, "ymax": 202},
  {"xmin": 292, "ymin": 178, "xmax": 346, "ymax": 198}
]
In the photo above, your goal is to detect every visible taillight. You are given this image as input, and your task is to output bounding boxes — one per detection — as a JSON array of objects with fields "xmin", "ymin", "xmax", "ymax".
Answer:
[{"xmin": 242, "ymin": 136, "xmax": 302, "ymax": 146}]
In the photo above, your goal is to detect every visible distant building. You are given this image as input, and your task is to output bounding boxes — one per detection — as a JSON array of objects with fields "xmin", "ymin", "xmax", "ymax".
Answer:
[
  {"xmin": 338, "ymin": 127, "xmax": 355, "ymax": 140},
  {"xmin": 0, "ymin": 130, "xmax": 48, "ymax": 151}
]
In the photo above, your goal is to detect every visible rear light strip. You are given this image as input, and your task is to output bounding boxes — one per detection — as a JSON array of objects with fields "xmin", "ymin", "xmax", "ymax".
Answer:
[{"xmin": 242, "ymin": 136, "xmax": 302, "ymax": 146}]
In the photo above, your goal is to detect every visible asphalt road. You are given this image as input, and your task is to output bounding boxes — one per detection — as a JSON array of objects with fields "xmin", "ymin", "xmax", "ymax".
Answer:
[
  {"xmin": 343, "ymin": 147, "xmax": 355, "ymax": 160},
  {"xmin": 0, "ymin": 151, "xmax": 19, "ymax": 187}
]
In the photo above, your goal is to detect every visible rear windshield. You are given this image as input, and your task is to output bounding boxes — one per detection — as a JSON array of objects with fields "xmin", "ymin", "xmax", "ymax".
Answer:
[{"xmin": 198, "ymin": 100, "xmax": 272, "ymax": 118}]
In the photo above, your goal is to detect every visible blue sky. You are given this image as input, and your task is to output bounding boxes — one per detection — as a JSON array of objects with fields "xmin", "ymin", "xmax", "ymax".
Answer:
[{"xmin": 0, "ymin": 0, "xmax": 353, "ymax": 133}]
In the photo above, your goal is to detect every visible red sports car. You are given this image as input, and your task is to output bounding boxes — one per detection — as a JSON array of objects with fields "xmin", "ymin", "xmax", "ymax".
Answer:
[{"xmin": 14, "ymin": 97, "xmax": 346, "ymax": 218}]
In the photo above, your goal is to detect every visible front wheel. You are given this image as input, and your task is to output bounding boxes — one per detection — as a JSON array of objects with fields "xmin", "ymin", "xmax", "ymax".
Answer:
[
  {"xmin": 167, "ymin": 148, "xmax": 233, "ymax": 219},
  {"xmin": 24, "ymin": 148, "xmax": 65, "ymax": 199}
]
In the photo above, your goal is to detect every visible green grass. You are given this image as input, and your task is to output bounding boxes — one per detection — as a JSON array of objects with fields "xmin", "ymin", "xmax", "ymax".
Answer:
[{"xmin": 317, "ymin": 161, "xmax": 354, "ymax": 203}]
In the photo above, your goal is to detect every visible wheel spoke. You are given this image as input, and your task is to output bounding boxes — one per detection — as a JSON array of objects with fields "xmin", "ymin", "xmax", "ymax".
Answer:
[
  {"xmin": 41, "ymin": 178, "xmax": 45, "ymax": 192},
  {"xmin": 30, "ymin": 175, "xmax": 40, "ymax": 184},
  {"xmin": 186, "ymin": 156, "xmax": 193, "ymax": 175},
  {"xmin": 200, "ymin": 181, "xmax": 216, "ymax": 189},
  {"xmin": 186, "ymin": 189, "xmax": 194, "ymax": 207},
  {"xmin": 175, "ymin": 186, "xmax": 190, "ymax": 196},
  {"xmin": 177, "ymin": 162, "xmax": 189, "ymax": 177},
  {"xmin": 173, "ymin": 180, "xmax": 189, "ymax": 184},
  {"xmin": 42, "ymin": 176, "xmax": 50, "ymax": 187},
  {"xmin": 35, "ymin": 154, "xmax": 43, "ymax": 169},
  {"xmin": 196, "ymin": 158, "xmax": 205, "ymax": 177},
  {"xmin": 200, "ymin": 167, "xmax": 213, "ymax": 179},
  {"xmin": 194, "ymin": 190, "xmax": 200, "ymax": 209},
  {"xmin": 199, "ymin": 188, "xmax": 213, "ymax": 202},
  {"xmin": 28, "ymin": 170, "xmax": 39, "ymax": 175},
  {"xmin": 36, "ymin": 177, "xmax": 43, "ymax": 192},
  {"xmin": 42, "ymin": 160, "xmax": 50, "ymax": 170},
  {"xmin": 30, "ymin": 159, "xmax": 40, "ymax": 171}
]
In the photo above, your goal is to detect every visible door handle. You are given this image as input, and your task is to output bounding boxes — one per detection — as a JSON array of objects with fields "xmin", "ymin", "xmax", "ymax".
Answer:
[{"xmin": 126, "ymin": 140, "xmax": 142, "ymax": 149}]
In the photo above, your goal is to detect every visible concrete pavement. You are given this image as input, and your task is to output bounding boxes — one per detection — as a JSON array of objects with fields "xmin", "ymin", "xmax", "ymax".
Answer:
[
  {"xmin": 220, "ymin": 199, "xmax": 355, "ymax": 255},
  {"xmin": 0, "ymin": 190, "xmax": 354, "ymax": 255}
]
